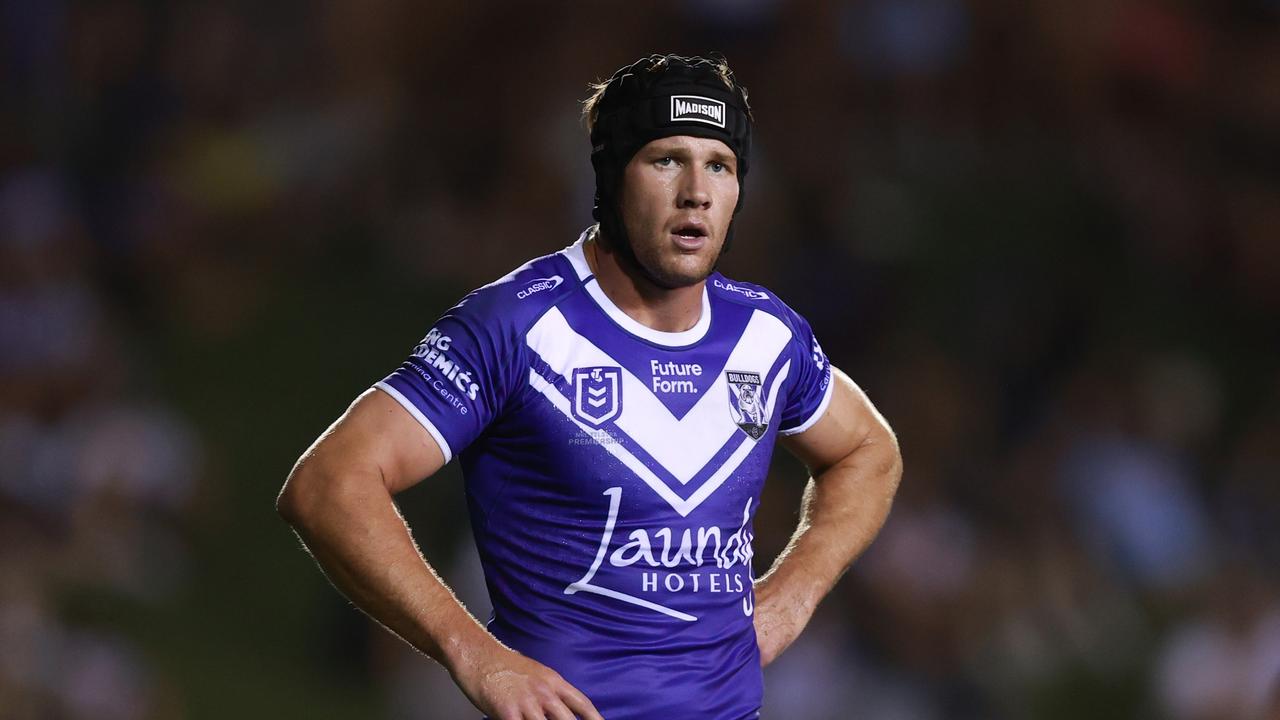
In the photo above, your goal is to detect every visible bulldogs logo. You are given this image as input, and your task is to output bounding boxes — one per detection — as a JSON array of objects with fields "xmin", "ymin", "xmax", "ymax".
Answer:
[{"xmin": 725, "ymin": 370, "xmax": 768, "ymax": 440}]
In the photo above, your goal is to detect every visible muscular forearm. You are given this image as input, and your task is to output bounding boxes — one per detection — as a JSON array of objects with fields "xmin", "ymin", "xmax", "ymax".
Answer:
[
  {"xmin": 279, "ymin": 392, "xmax": 603, "ymax": 720},
  {"xmin": 754, "ymin": 431, "xmax": 901, "ymax": 661},
  {"xmin": 761, "ymin": 437, "xmax": 899, "ymax": 603},
  {"xmin": 278, "ymin": 465, "xmax": 493, "ymax": 671}
]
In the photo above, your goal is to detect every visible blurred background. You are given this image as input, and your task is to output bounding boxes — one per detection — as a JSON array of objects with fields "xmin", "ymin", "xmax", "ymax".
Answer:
[{"xmin": 2, "ymin": 0, "xmax": 1278, "ymax": 718}]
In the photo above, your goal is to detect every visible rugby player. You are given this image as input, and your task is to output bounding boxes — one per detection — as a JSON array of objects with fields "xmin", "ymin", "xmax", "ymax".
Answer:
[{"xmin": 278, "ymin": 54, "xmax": 902, "ymax": 720}]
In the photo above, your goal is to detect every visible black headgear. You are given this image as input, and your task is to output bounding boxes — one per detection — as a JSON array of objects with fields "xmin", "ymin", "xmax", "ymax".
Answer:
[{"xmin": 588, "ymin": 54, "xmax": 753, "ymax": 273}]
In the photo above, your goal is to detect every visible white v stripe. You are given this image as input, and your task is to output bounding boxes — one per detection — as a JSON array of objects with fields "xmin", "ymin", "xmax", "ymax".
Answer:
[
  {"xmin": 526, "ymin": 307, "xmax": 792, "ymax": 483},
  {"xmin": 528, "ymin": 362, "xmax": 791, "ymax": 516}
]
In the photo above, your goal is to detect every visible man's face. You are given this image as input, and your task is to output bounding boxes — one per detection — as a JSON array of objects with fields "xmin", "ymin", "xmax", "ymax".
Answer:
[{"xmin": 616, "ymin": 135, "xmax": 740, "ymax": 289}]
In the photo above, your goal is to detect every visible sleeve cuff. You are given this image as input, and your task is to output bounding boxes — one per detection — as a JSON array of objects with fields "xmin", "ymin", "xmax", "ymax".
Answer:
[
  {"xmin": 778, "ymin": 372, "xmax": 834, "ymax": 437},
  {"xmin": 374, "ymin": 381, "xmax": 454, "ymax": 464}
]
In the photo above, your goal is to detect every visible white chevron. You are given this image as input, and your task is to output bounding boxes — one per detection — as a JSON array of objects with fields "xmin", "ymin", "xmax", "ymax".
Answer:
[
  {"xmin": 529, "ymin": 367, "xmax": 788, "ymax": 516},
  {"xmin": 525, "ymin": 307, "xmax": 794, "ymax": 512}
]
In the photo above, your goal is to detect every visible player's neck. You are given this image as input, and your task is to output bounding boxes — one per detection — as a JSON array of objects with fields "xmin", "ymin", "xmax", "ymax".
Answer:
[{"xmin": 585, "ymin": 233, "xmax": 705, "ymax": 334}]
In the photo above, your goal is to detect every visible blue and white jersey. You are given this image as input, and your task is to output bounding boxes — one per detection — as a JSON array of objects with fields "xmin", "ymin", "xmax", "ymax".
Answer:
[{"xmin": 376, "ymin": 231, "xmax": 832, "ymax": 720}]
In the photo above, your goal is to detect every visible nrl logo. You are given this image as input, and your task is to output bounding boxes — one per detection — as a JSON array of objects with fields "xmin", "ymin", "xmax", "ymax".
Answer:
[
  {"xmin": 573, "ymin": 366, "xmax": 622, "ymax": 427},
  {"xmin": 726, "ymin": 370, "xmax": 768, "ymax": 440}
]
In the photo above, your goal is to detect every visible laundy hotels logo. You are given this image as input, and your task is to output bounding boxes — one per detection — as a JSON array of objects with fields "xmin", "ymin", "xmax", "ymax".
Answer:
[
  {"xmin": 670, "ymin": 95, "xmax": 726, "ymax": 128},
  {"xmin": 573, "ymin": 366, "xmax": 622, "ymax": 426}
]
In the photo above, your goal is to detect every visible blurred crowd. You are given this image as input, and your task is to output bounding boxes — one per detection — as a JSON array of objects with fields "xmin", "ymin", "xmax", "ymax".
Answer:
[{"xmin": 1, "ymin": 0, "xmax": 1277, "ymax": 718}]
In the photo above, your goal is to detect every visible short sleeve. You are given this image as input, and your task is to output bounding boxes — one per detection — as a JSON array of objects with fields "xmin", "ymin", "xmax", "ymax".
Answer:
[
  {"xmin": 777, "ymin": 308, "xmax": 833, "ymax": 436},
  {"xmin": 375, "ymin": 305, "xmax": 518, "ymax": 463}
]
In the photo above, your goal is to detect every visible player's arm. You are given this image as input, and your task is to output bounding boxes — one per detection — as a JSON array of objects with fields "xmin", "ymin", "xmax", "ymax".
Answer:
[
  {"xmin": 754, "ymin": 367, "xmax": 902, "ymax": 667},
  {"xmin": 277, "ymin": 388, "xmax": 602, "ymax": 720}
]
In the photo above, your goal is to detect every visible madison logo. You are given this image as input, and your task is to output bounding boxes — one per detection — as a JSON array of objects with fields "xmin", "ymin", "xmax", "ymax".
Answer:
[
  {"xmin": 726, "ymin": 370, "xmax": 768, "ymax": 440},
  {"xmin": 573, "ymin": 366, "xmax": 623, "ymax": 426},
  {"xmin": 670, "ymin": 95, "xmax": 726, "ymax": 128}
]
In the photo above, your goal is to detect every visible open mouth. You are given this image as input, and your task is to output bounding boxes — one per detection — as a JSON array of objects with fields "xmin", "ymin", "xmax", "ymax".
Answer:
[{"xmin": 672, "ymin": 223, "xmax": 707, "ymax": 241}]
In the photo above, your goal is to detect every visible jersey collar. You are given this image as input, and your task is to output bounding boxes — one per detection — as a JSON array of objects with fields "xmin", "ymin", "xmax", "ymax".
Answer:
[{"xmin": 562, "ymin": 231, "xmax": 712, "ymax": 348}]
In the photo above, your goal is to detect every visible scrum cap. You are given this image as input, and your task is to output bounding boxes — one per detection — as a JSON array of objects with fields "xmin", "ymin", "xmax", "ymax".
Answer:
[{"xmin": 589, "ymin": 54, "xmax": 753, "ymax": 253}]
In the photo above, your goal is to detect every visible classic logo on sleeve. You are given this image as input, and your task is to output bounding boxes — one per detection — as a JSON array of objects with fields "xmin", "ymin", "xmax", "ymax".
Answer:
[
  {"xmin": 516, "ymin": 275, "xmax": 563, "ymax": 299},
  {"xmin": 712, "ymin": 279, "xmax": 769, "ymax": 300},
  {"xmin": 572, "ymin": 366, "xmax": 622, "ymax": 426},
  {"xmin": 726, "ymin": 370, "xmax": 768, "ymax": 440}
]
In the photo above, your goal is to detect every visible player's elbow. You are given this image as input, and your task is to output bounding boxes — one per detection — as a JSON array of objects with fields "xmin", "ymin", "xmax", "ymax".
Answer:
[
  {"xmin": 875, "ymin": 424, "xmax": 904, "ymax": 498},
  {"xmin": 844, "ymin": 420, "xmax": 902, "ymax": 496},
  {"xmin": 887, "ymin": 440, "xmax": 904, "ymax": 487},
  {"xmin": 278, "ymin": 450, "xmax": 386, "ymax": 532},
  {"xmin": 277, "ymin": 458, "xmax": 334, "ymax": 530},
  {"xmin": 276, "ymin": 466, "xmax": 309, "ymax": 528}
]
